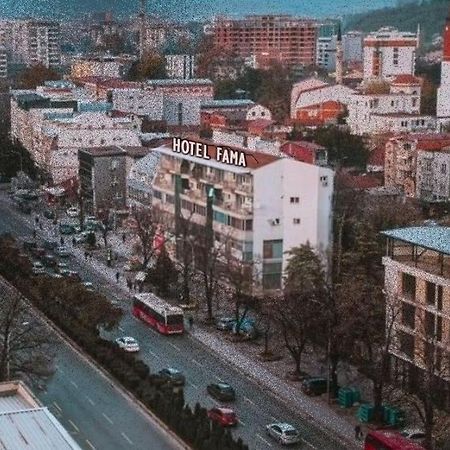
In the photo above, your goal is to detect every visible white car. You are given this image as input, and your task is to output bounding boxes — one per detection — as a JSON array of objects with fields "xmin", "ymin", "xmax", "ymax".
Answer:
[
  {"xmin": 32, "ymin": 261, "xmax": 45, "ymax": 275},
  {"xmin": 82, "ymin": 281, "xmax": 95, "ymax": 292},
  {"xmin": 400, "ymin": 429, "xmax": 426, "ymax": 443},
  {"xmin": 266, "ymin": 423, "xmax": 301, "ymax": 446},
  {"xmin": 56, "ymin": 246, "xmax": 71, "ymax": 257},
  {"xmin": 66, "ymin": 207, "xmax": 79, "ymax": 218},
  {"xmin": 115, "ymin": 336, "xmax": 140, "ymax": 353}
]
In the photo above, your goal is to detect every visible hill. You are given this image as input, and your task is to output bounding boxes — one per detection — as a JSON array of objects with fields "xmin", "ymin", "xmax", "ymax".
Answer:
[{"xmin": 345, "ymin": 0, "xmax": 449, "ymax": 45}]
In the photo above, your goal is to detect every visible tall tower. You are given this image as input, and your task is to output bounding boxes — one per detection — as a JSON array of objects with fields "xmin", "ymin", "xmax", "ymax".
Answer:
[
  {"xmin": 139, "ymin": 0, "xmax": 147, "ymax": 60},
  {"xmin": 335, "ymin": 23, "xmax": 344, "ymax": 85},
  {"xmin": 437, "ymin": 5, "xmax": 450, "ymax": 128}
]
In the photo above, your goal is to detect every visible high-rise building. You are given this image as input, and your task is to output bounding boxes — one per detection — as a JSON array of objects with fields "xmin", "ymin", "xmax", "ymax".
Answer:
[
  {"xmin": 342, "ymin": 31, "xmax": 363, "ymax": 63},
  {"xmin": 363, "ymin": 27, "xmax": 418, "ymax": 80},
  {"xmin": 0, "ymin": 45, "xmax": 7, "ymax": 78},
  {"xmin": 211, "ymin": 15, "xmax": 318, "ymax": 69},
  {"xmin": 165, "ymin": 54, "xmax": 196, "ymax": 79},
  {"xmin": 316, "ymin": 35, "xmax": 337, "ymax": 71},
  {"xmin": 0, "ymin": 19, "xmax": 61, "ymax": 68},
  {"xmin": 335, "ymin": 24, "xmax": 344, "ymax": 84},
  {"xmin": 437, "ymin": 6, "xmax": 450, "ymax": 129}
]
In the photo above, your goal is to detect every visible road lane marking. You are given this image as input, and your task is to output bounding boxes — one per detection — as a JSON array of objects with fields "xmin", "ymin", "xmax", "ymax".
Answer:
[
  {"xmin": 300, "ymin": 437, "xmax": 317, "ymax": 449},
  {"xmin": 256, "ymin": 434, "xmax": 272, "ymax": 447},
  {"xmin": 271, "ymin": 416, "xmax": 280, "ymax": 422},
  {"xmin": 118, "ymin": 326, "xmax": 125, "ymax": 332},
  {"xmin": 209, "ymin": 397, "xmax": 220, "ymax": 406},
  {"xmin": 187, "ymin": 381, "xmax": 199, "ymax": 389},
  {"xmin": 102, "ymin": 413, "xmax": 113, "ymax": 424},
  {"xmin": 53, "ymin": 401, "xmax": 62, "ymax": 412},
  {"xmin": 244, "ymin": 396, "xmax": 255, "ymax": 405},
  {"xmin": 70, "ymin": 380, "xmax": 79, "ymax": 389},
  {"xmin": 85, "ymin": 396, "xmax": 95, "ymax": 406},
  {"xmin": 121, "ymin": 432, "xmax": 134, "ymax": 445},
  {"xmin": 148, "ymin": 350, "xmax": 160, "ymax": 359},
  {"xmin": 86, "ymin": 440, "xmax": 97, "ymax": 450},
  {"xmin": 169, "ymin": 342, "xmax": 181, "ymax": 351},
  {"xmin": 238, "ymin": 419, "xmax": 247, "ymax": 426},
  {"xmin": 214, "ymin": 374, "xmax": 223, "ymax": 382},
  {"xmin": 68, "ymin": 420, "xmax": 79, "ymax": 433},
  {"xmin": 192, "ymin": 359, "xmax": 202, "ymax": 367}
]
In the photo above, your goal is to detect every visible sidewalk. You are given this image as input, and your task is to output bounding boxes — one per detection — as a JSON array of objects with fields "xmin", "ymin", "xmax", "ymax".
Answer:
[{"xmin": 29, "ymin": 213, "xmax": 362, "ymax": 448}]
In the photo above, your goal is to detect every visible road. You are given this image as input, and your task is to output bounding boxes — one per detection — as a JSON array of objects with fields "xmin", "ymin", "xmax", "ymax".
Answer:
[{"xmin": 0, "ymin": 191, "xmax": 349, "ymax": 450}]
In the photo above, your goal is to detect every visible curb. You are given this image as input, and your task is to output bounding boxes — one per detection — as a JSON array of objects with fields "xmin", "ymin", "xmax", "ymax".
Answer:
[{"xmin": 0, "ymin": 276, "xmax": 191, "ymax": 450}]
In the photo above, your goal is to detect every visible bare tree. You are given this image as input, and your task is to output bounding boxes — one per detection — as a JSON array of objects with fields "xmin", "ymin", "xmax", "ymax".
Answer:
[{"xmin": 0, "ymin": 282, "xmax": 54, "ymax": 383}]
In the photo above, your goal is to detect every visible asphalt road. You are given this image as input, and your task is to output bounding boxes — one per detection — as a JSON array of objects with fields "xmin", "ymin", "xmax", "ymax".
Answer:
[{"xmin": 0, "ymin": 191, "xmax": 349, "ymax": 450}]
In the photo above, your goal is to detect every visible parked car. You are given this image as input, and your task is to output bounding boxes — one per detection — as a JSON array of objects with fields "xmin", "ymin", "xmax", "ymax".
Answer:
[
  {"xmin": 74, "ymin": 232, "xmax": 90, "ymax": 244},
  {"xmin": 207, "ymin": 407, "xmax": 238, "ymax": 427},
  {"xmin": 59, "ymin": 223, "xmax": 76, "ymax": 235},
  {"xmin": 49, "ymin": 273, "xmax": 64, "ymax": 279},
  {"xmin": 66, "ymin": 206, "xmax": 79, "ymax": 218},
  {"xmin": 66, "ymin": 270, "xmax": 81, "ymax": 281},
  {"xmin": 32, "ymin": 261, "xmax": 46, "ymax": 275},
  {"xmin": 55, "ymin": 246, "xmax": 71, "ymax": 257},
  {"xmin": 82, "ymin": 281, "xmax": 95, "ymax": 292},
  {"xmin": 43, "ymin": 209, "xmax": 56, "ymax": 220},
  {"xmin": 266, "ymin": 423, "xmax": 301, "ymax": 446},
  {"xmin": 301, "ymin": 377, "xmax": 338, "ymax": 396},
  {"xmin": 158, "ymin": 368, "xmax": 185, "ymax": 386},
  {"xmin": 216, "ymin": 317, "xmax": 236, "ymax": 331},
  {"xmin": 23, "ymin": 240, "xmax": 37, "ymax": 251},
  {"xmin": 55, "ymin": 262, "xmax": 69, "ymax": 274},
  {"xmin": 207, "ymin": 383, "xmax": 236, "ymax": 402},
  {"xmin": 232, "ymin": 318, "xmax": 258, "ymax": 339},
  {"xmin": 115, "ymin": 336, "xmax": 140, "ymax": 352},
  {"xmin": 30, "ymin": 246, "xmax": 46, "ymax": 259},
  {"xmin": 400, "ymin": 429, "xmax": 426, "ymax": 444},
  {"xmin": 43, "ymin": 239, "xmax": 58, "ymax": 251},
  {"xmin": 42, "ymin": 254, "xmax": 57, "ymax": 268}
]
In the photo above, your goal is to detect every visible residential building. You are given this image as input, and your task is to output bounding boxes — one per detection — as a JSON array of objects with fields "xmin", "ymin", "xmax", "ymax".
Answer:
[
  {"xmin": 343, "ymin": 31, "xmax": 363, "ymax": 63},
  {"xmin": 382, "ymin": 227, "xmax": 450, "ymax": 407},
  {"xmin": 316, "ymin": 35, "xmax": 337, "ymax": 71},
  {"xmin": 0, "ymin": 45, "xmax": 7, "ymax": 78},
  {"xmin": 0, "ymin": 380, "xmax": 81, "ymax": 449},
  {"xmin": 79, "ymin": 146, "xmax": 150, "ymax": 214},
  {"xmin": 210, "ymin": 15, "xmax": 318, "ymax": 69},
  {"xmin": 70, "ymin": 54, "xmax": 136, "ymax": 79},
  {"xmin": 363, "ymin": 27, "xmax": 418, "ymax": 81},
  {"xmin": 437, "ymin": 6, "xmax": 450, "ymax": 129},
  {"xmin": 416, "ymin": 146, "xmax": 450, "ymax": 202},
  {"xmin": 0, "ymin": 19, "xmax": 61, "ymax": 68},
  {"xmin": 127, "ymin": 151, "xmax": 162, "ymax": 208},
  {"xmin": 384, "ymin": 133, "xmax": 450, "ymax": 198},
  {"xmin": 165, "ymin": 54, "xmax": 196, "ymax": 79},
  {"xmin": 151, "ymin": 139, "xmax": 334, "ymax": 289}
]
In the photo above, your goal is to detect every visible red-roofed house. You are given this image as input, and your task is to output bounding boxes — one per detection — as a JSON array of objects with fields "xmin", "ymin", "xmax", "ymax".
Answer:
[
  {"xmin": 280, "ymin": 140, "xmax": 328, "ymax": 166},
  {"xmin": 367, "ymin": 144, "xmax": 386, "ymax": 173}
]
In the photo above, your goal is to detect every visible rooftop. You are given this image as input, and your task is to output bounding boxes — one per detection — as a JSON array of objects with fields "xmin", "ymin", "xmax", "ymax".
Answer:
[
  {"xmin": 391, "ymin": 74, "xmax": 422, "ymax": 86},
  {"xmin": 146, "ymin": 78, "xmax": 213, "ymax": 87},
  {"xmin": 201, "ymin": 99, "xmax": 255, "ymax": 109},
  {"xmin": 80, "ymin": 146, "xmax": 151, "ymax": 158},
  {"xmin": 381, "ymin": 227, "xmax": 450, "ymax": 256}
]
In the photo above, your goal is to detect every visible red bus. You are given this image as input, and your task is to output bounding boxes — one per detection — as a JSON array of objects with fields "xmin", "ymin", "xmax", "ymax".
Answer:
[
  {"xmin": 133, "ymin": 293, "xmax": 184, "ymax": 335},
  {"xmin": 365, "ymin": 430, "xmax": 426, "ymax": 450}
]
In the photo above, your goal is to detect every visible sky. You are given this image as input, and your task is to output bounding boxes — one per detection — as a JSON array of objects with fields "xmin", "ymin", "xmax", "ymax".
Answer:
[{"xmin": 0, "ymin": 0, "xmax": 398, "ymax": 21}]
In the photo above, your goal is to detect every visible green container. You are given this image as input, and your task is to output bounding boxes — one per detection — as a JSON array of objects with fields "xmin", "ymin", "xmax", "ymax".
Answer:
[
  {"xmin": 383, "ymin": 405, "xmax": 392, "ymax": 423},
  {"xmin": 350, "ymin": 387, "xmax": 361, "ymax": 404},
  {"xmin": 388, "ymin": 407, "xmax": 406, "ymax": 427},
  {"xmin": 338, "ymin": 387, "xmax": 353, "ymax": 408},
  {"xmin": 357, "ymin": 404, "xmax": 374, "ymax": 423}
]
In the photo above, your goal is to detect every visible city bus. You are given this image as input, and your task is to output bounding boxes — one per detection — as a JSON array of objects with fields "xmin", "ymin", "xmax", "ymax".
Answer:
[
  {"xmin": 365, "ymin": 430, "xmax": 426, "ymax": 450},
  {"xmin": 132, "ymin": 293, "xmax": 184, "ymax": 335}
]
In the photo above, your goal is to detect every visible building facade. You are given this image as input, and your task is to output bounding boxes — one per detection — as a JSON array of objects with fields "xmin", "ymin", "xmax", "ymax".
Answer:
[
  {"xmin": 151, "ymin": 139, "xmax": 334, "ymax": 289},
  {"xmin": 210, "ymin": 15, "xmax": 318, "ymax": 69},
  {"xmin": 70, "ymin": 54, "xmax": 136, "ymax": 79},
  {"xmin": 165, "ymin": 54, "xmax": 196, "ymax": 80},
  {"xmin": 437, "ymin": 7, "xmax": 450, "ymax": 129},
  {"xmin": 0, "ymin": 45, "xmax": 7, "ymax": 78},
  {"xmin": 363, "ymin": 27, "xmax": 418, "ymax": 81},
  {"xmin": 343, "ymin": 31, "xmax": 363, "ymax": 63},
  {"xmin": 382, "ymin": 227, "xmax": 450, "ymax": 408}
]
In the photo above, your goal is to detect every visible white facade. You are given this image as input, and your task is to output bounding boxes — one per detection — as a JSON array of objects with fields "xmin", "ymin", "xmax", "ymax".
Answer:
[
  {"xmin": 246, "ymin": 104, "xmax": 272, "ymax": 121},
  {"xmin": 437, "ymin": 59, "xmax": 450, "ymax": 128},
  {"xmin": 416, "ymin": 149, "xmax": 450, "ymax": 202},
  {"xmin": 363, "ymin": 27, "xmax": 417, "ymax": 80},
  {"xmin": 70, "ymin": 56, "xmax": 133, "ymax": 79},
  {"xmin": 112, "ymin": 88, "xmax": 164, "ymax": 121},
  {"xmin": 0, "ymin": 45, "xmax": 6, "ymax": 78},
  {"xmin": 165, "ymin": 54, "xmax": 196, "ymax": 79},
  {"xmin": 316, "ymin": 35, "xmax": 337, "ymax": 71},
  {"xmin": 343, "ymin": 31, "xmax": 363, "ymax": 62}
]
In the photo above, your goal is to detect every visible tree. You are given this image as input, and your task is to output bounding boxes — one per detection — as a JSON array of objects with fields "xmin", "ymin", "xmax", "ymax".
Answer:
[
  {"xmin": 176, "ymin": 212, "xmax": 196, "ymax": 304},
  {"xmin": 274, "ymin": 244, "xmax": 328, "ymax": 377},
  {"xmin": 17, "ymin": 64, "xmax": 60, "ymax": 89},
  {"xmin": 126, "ymin": 52, "xmax": 167, "ymax": 81},
  {"xmin": 148, "ymin": 248, "xmax": 178, "ymax": 297},
  {"xmin": 132, "ymin": 207, "xmax": 161, "ymax": 269},
  {"xmin": 0, "ymin": 282, "xmax": 54, "ymax": 383},
  {"xmin": 97, "ymin": 209, "xmax": 112, "ymax": 247}
]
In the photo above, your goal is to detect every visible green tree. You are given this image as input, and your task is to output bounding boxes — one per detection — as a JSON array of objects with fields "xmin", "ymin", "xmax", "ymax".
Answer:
[
  {"xmin": 126, "ymin": 52, "xmax": 167, "ymax": 80},
  {"xmin": 17, "ymin": 64, "xmax": 60, "ymax": 89},
  {"xmin": 148, "ymin": 248, "xmax": 178, "ymax": 297}
]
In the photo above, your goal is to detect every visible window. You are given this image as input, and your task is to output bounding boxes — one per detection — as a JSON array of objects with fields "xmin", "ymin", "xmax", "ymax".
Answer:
[
  {"xmin": 425, "ymin": 311, "xmax": 435, "ymax": 338},
  {"xmin": 437, "ymin": 316, "xmax": 443, "ymax": 342},
  {"xmin": 399, "ymin": 331, "xmax": 414, "ymax": 360},
  {"xmin": 426, "ymin": 281, "xmax": 436, "ymax": 305},
  {"xmin": 262, "ymin": 262, "xmax": 282, "ymax": 290},
  {"xmin": 320, "ymin": 175, "xmax": 328, "ymax": 186},
  {"xmin": 441, "ymin": 163, "xmax": 447, "ymax": 175},
  {"xmin": 153, "ymin": 190, "xmax": 162, "ymax": 199},
  {"xmin": 437, "ymin": 286, "xmax": 443, "ymax": 310},
  {"xmin": 402, "ymin": 273, "xmax": 416, "ymax": 300},
  {"xmin": 245, "ymin": 219, "xmax": 253, "ymax": 231},
  {"xmin": 165, "ymin": 194, "xmax": 174, "ymax": 204},
  {"xmin": 290, "ymin": 197, "xmax": 299, "ymax": 204},
  {"xmin": 402, "ymin": 302, "xmax": 415, "ymax": 329},
  {"xmin": 293, "ymin": 218, "xmax": 301, "ymax": 224},
  {"xmin": 263, "ymin": 240, "xmax": 283, "ymax": 259}
]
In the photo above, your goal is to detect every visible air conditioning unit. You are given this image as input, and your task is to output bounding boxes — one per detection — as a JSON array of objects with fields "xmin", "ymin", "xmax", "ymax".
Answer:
[{"xmin": 269, "ymin": 218, "xmax": 280, "ymax": 226}]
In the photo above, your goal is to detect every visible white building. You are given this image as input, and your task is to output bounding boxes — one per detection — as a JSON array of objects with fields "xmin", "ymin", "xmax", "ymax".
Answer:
[
  {"xmin": 151, "ymin": 139, "xmax": 334, "ymax": 289},
  {"xmin": 316, "ymin": 35, "xmax": 337, "ymax": 71},
  {"xmin": 165, "ymin": 54, "xmax": 196, "ymax": 79},
  {"xmin": 363, "ymin": 27, "xmax": 418, "ymax": 81},
  {"xmin": 343, "ymin": 31, "xmax": 363, "ymax": 62},
  {"xmin": 416, "ymin": 146, "xmax": 450, "ymax": 202},
  {"xmin": 0, "ymin": 45, "xmax": 7, "ymax": 78},
  {"xmin": 437, "ymin": 8, "xmax": 450, "ymax": 129},
  {"xmin": 70, "ymin": 54, "xmax": 136, "ymax": 79},
  {"xmin": 0, "ymin": 19, "xmax": 61, "ymax": 68}
]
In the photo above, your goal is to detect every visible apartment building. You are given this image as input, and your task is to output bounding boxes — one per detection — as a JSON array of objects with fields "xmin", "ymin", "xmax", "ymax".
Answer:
[
  {"xmin": 416, "ymin": 146, "xmax": 450, "ymax": 202},
  {"xmin": 0, "ymin": 381, "xmax": 81, "ymax": 449},
  {"xmin": 0, "ymin": 19, "xmax": 61, "ymax": 68},
  {"xmin": 0, "ymin": 45, "xmax": 7, "ymax": 78},
  {"xmin": 382, "ymin": 227, "xmax": 450, "ymax": 406},
  {"xmin": 385, "ymin": 134, "xmax": 450, "ymax": 198},
  {"xmin": 79, "ymin": 146, "xmax": 150, "ymax": 214},
  {"xmin": 316, "ymin": 35, "xmax": 337, "ymax": 71},
  {"xmin": 151, "ymin": 139, "xmax": 334, "ymax": 289},
  {"xmin": 70, "ymin": 54, "xmax": 136, "ymax": 79},
  {"xmin": 363, "ymin": 27, "xmax": 418, "ymax": 81},
  {"xmin": 210, "ymin": 15, "xmax": 318, "ymax": 69},
  {"xmin": 343, "ymin": 31, "xmax": 363, "ymax": 63},
  {"xmin": 437, "ymin": 6, "xmax": 450, "ymax": 129},
  {"xmin": 165, "ymin": 54, "xmax": 196, "ymax": 80}
]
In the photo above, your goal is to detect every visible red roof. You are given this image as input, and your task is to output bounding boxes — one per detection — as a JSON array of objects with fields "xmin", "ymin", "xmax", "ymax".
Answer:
[
  {"xmin": 339, "ymin": 173, "xmax": 383, "ymax": 190},
  {"xmin": 368, "ymin": 145, "xmax": 385, "ymax": 167},
  {"xmin": 391, "ymin": 74, "xmax": 421, "ymax": 85}
]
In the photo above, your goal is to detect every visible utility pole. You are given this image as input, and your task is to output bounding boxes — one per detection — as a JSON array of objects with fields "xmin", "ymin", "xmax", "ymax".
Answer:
[{"xmin": 139, "ymin": 0, "xmax": 147, "ymax": 61}]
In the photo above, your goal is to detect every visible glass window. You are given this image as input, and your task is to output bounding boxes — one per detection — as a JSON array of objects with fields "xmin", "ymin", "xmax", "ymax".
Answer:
[
  {"xmin": 426, "ymin": 281, "xmax": 435, "ymax": 305},
  {"xmin": 262, "ymin": 262, "xmax": 282, "ymax": 289},
  {"xmin": 402, "ymin": 273, "xmax": 416, "ymax": 300},
  {"xmin": 263, "ymin": 240, "xmax": 283, "ymax": 259},
  {"xmin": 402, "ymin": 302, "xmax": 415, "ymax": 329}
]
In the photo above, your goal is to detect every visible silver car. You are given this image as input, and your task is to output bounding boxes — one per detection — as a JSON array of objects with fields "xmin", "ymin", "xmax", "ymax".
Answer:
[{"xmin": 266, "ymin": 423, "xmax": 301, "ymax": 445}]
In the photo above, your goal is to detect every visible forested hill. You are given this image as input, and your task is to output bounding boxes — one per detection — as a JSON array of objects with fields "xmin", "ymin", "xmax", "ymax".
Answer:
[{"xmin": 345, "ymin": 0, "xmax": 449, "ymax": 45}]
